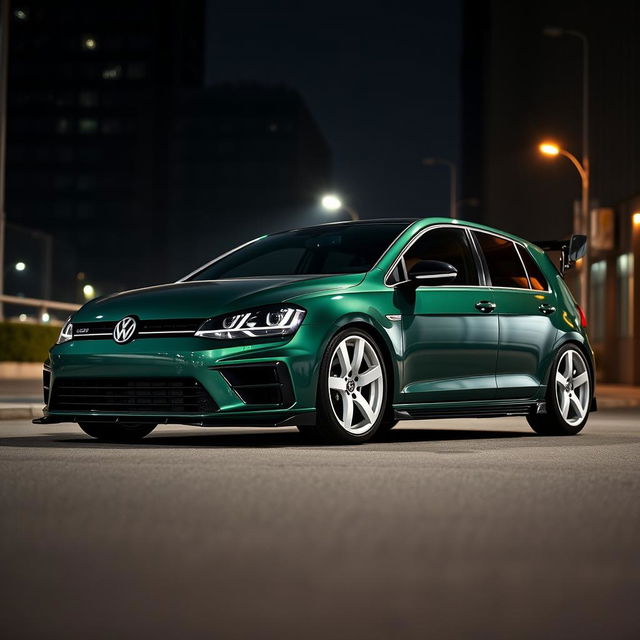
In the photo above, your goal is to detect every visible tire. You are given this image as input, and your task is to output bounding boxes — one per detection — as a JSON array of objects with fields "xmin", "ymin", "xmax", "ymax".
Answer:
[
  {"xmin": 78, "ymin": 421, "xmax": 157, "ymax": 443},
  {"xmin": 313, "ymin": 329, "xmax": 389, "ymax": 444},
  {"xmin": 527, "ymin": 344, "xmax": 592, "ymax": 436}
]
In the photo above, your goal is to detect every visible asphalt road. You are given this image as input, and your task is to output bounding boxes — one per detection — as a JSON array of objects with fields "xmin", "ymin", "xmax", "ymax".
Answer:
[{"xmin": 1, "ymin": 411, "xmax": 639, "ymax": 640}]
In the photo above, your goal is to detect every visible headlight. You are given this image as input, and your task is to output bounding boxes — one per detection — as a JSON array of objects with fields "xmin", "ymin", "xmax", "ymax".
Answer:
[
  {"xmin": 57, "ymin": 318, "xmax": 74, "ymax": 344},
  {"xmin": 195, "ymin": 305, "xmax": 306, "ymax": 340}
]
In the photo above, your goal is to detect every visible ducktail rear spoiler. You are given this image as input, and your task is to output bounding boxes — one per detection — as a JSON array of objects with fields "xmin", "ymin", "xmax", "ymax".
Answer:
[{"xmin": 533, "ymin": 234, "xmax": 587, "ymax": 275}]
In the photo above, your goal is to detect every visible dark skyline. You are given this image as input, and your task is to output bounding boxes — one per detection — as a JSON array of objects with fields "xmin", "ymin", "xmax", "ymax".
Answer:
[{"xmin": 205, "ymin": 1, "xmax": 462, "ymax": 221}]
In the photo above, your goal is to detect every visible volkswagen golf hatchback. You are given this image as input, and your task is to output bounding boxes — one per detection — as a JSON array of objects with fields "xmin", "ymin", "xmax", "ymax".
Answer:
[{"xmin": 37, "ymin": 218, "xmax": 596, "ymax": 444}]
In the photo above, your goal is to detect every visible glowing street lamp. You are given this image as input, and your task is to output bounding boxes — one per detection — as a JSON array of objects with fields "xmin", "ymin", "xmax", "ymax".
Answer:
[
  {"xmin": 83, "ymin": 284, "xmax": 96, "ymax": 300},
  {"xmin": 14, "ymin": 261, "xmax": 26, "ymax": 272},
  {"xmin": 539, "ymin": 143, "xmax": 560, "ymax": 156},
  {"xmin": 320, "ymin": 193, "xmax": 360, "ymax": 221},
  {"xmin": 538, "ymin": 140, "xmax": 589, "ymax": 305}
]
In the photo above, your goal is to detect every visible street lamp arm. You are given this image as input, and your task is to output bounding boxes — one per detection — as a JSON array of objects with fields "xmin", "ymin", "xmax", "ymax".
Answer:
[{"xmin": 558, "ymin": 149, "xmax": 588, "ymax": 186}]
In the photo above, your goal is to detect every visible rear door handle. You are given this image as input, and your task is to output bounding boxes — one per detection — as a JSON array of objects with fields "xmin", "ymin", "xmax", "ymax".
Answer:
[
  {"xmin": 538, "ymin": 303, "xmax": 556, "ymax": 315},
  {"xmin": 475, "ymin": 300, "xmax": 496, "ymax": 313}
]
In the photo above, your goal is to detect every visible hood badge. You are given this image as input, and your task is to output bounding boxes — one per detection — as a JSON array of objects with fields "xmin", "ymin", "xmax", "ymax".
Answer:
[{"xmin": 113, "ymin": 316, "xmax": 137, "ymax": 344}]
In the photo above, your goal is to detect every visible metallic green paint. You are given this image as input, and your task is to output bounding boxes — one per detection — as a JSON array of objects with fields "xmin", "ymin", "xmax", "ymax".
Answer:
[{"xmin": 42, "ymin": 218, "xmax": 594, "ymax": 427}]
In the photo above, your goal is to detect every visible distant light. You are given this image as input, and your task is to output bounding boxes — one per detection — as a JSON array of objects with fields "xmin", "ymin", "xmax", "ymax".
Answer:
[
  {"xmin": 41, "ymin": 312, "xmax": 51, "ymax": 323},
  {"xmin": 539, "ymin": 142, "xmax": 560, "ymax": 156},
  {"xmin": 14, "ymin": 9, "xmax": 28, "ymax": 20},
  {"xmin": 633, "ymin": 212, "xmax": 640, "ymax": 226},
  {"xmin": 543, "ymin": 26, "xmax": 564, "ymax": 37},
  {"xmin": 19, "ymin": 314, "xmax": 28, "ymax": 322},
  {"xmin": 83, "ymin": 37, "xmax": 97, "ymax": 50},
  {"xmin": 15, "ymin": 261, "xmax": 26, "ymax": 272},
  {"xmin": 102, "ymin": 66, "xmax": 122, "ymax": 80},
  {"xmin": 83, "ymin": 284, "xmax": 96, "ymax": 300},
  {"xmin": 321, "ymin": 194, "xmax": 343, "ymax": 212}
]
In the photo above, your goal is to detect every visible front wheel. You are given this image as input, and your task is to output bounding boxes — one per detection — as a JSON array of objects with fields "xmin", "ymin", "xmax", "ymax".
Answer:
[
  {"xmin": 527, "ymin": 344, "xmax": 592, "ymax": 436},
  {"xmin": 78, "ymin": 421, "xmax": 157, "ymax": 442},
  {"xmin": 313, "ymin": 329, "xmax": 388, "ymax": 444}
]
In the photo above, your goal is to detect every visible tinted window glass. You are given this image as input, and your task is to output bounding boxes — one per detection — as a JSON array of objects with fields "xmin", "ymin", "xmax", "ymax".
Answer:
[
  {"xmin": 517, "ymin": 246, "xmax": 549, "ymax": 291},
  {"xmin": 188, "ymin": 223, "xmax": 409, "ymax": 280},
  {"xmin": 475, "ymin": 233, "xmax": 529, "ymax": 289},
  {"xmin": 403, "ymin": 228, "xmax": 479, "ymax": 285}
]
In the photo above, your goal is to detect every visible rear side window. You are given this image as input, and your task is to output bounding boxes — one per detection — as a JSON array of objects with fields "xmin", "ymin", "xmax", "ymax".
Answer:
[
  {"xmin": 474, "ymin": 232, "xmax": 529, "ymax": 289},
  {"xmin": 517, "ymin": 246, "xmax": 549, "ymax": 291},
  {"xmin": 403, "ymin": 227, "xmax": 479, "ymax": 285}
]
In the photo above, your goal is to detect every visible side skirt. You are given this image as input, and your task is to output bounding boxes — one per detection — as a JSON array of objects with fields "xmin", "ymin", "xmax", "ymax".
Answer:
[{"xmin": 394, "ymin": 402, "xmax": 537, "ymax": 421}]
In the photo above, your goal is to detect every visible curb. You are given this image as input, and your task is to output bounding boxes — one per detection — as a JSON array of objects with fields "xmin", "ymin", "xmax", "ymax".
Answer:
[{"xmin": 0, "ymin": 405, "xmax": 44, "ymax": 421}]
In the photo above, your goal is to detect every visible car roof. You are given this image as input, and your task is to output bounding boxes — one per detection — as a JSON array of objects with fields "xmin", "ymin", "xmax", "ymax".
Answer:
[{"xmin": 281, "ymin": 218, "xmax": 534, "ymax": 246}]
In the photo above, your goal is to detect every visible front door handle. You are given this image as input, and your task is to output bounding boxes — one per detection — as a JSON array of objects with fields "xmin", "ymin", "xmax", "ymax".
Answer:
[
  {"xmin": 538, "ymin": 303, "xmax": 556, "ymax": 315},
  {"xmin": 475, "ymin": 300, "xmax": 496, "ymax": 313}
]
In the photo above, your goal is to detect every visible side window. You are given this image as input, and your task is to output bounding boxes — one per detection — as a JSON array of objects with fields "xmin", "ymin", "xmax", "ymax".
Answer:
[
  {"xmin": 517, "ymin": 246, "xmax": 549, "ymax": 291},
  {"xmin": 403, "ymin": 228, "xmax": 479, "ymax": 285},
  {"xmin": 474, "ymin": 233, "xmax": 529, "ymax": 289}
]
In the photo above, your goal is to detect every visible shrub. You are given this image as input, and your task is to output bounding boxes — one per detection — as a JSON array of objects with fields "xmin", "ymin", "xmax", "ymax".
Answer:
[{"xmin": 0, "ymin": 322, "xmax": 60, "ymax": 362}]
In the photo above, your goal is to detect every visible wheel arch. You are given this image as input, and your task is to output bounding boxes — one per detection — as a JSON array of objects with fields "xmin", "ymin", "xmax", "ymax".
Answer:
[
  {"xmin": 315, "ymin": 317, "xmax": 399, "ymax": 414},
  {"xmin": 546, "ymin": 334, "xmax": 596, "ymax": 389}
]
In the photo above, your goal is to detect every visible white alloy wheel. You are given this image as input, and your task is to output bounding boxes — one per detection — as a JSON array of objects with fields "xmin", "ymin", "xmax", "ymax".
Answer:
[
  {"xmin": 327, "ymin": 334, "xmax": 385, "ymax": 435},
  {"xmin": 554, "ymin": 348, "xmax": 590, "ymax": 427}
]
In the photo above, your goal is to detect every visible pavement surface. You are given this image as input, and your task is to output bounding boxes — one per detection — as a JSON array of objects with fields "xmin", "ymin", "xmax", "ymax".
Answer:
[{"xmin": 1, "ymin": 410, "xmax": 639, "ymax": 639}]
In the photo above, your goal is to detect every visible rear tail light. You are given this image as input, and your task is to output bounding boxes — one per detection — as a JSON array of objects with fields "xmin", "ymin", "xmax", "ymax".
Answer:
[{"xmin": 576, "ymin": 304, "xmax": 588, "ymax": 328}]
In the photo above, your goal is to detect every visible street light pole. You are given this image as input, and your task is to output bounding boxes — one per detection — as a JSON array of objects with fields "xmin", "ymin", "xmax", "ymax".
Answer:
[
  {"xmin": 422, "ymin": 157, "xmax": 457, "ymax": 219},
  {"xmin": 0, "ymin": 0, "xmax": 9, "ymax": 321},
  {"xmin": 543, "ymin": 26, "xmax": 590, "ymax": 310}
]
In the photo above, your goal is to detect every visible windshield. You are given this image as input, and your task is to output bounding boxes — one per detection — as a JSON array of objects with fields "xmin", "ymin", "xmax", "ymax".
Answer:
[{"xmin": 186, "ymin": 223, "xmax": 411, "ymax": 280}]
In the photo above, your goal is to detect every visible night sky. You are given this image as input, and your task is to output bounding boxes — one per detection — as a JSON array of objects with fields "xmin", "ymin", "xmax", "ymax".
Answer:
[{"xmin": 205, "ymin": 0, "xmax": 461, "ymax": 220}]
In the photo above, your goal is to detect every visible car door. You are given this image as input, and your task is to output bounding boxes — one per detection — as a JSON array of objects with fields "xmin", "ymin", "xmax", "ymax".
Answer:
[
  {"xmin": 391, "ymin": 225, "xmax": 499, "ymax": 403},
  {"xmin": 472, "ymin": 231, "xmax": 559, "ymax": 400}
]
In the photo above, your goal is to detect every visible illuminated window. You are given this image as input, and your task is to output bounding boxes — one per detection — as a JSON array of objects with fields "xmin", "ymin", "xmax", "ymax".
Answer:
[
  {"xmin": 590, "ymin": 261, "xmax": 607, "ymax": 341},
  {"xmin": 78, "ymin": 118, "xmax": 98, "ymax": 134},
  {"xmin": 102, "ymin": 65, "xmax": 122, "ymax": 80},
  {"xmin": 616, "ymin": 253, "xmax": 634, "ymax": 338}
]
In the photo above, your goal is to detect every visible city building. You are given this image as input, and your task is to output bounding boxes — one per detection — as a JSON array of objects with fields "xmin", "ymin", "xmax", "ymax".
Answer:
[
  {"xmin": 461, "ymin": 0, "xmax": 640, "ymax": 383},
  {"xmin": 6, "ymin": 0, "xmax": 205, "ymax": 300},
  {"xmin": 166, "ymin": 84, "xmax": 332, "ymax": 279}
]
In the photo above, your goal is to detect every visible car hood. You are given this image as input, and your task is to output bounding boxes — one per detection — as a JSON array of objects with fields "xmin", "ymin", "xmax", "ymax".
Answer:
[{"xmin": 74, "ymin": 273, "xmax": 365, "ymax": 322}]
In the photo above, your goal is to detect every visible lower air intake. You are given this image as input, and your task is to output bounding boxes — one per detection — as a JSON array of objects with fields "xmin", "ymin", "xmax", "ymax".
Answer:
[{"xmin": 49, "ymin": 377, "xmax": 217, "ymax": 414}]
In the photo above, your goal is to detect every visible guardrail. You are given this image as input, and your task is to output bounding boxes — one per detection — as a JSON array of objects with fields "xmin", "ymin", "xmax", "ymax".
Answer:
[{"xmin": 0, "ymin": 294, "xmax": 80, "ymax": 323}]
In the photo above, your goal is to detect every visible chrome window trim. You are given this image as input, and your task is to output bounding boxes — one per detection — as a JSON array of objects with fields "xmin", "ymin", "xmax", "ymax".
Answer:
[
  {"xmin": 471, "ymin": 229, "xmax": 553, "ymax": 294},
  {"xmin": 384, "ymin": 223, "xmax": 486, "ymax": 288},
  {"xmin": 515, "ymin": 244, "xmax": 551, "ymax": 294}
]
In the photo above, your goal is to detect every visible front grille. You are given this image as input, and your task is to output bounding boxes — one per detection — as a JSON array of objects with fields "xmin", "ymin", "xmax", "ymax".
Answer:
[
  {"xmin": 49, "ymin": 377, "xmax": 218, "ymax": 414},
  {"xmin": 73, "ymin": 318, "xmax": 205, "ymax": 340},
  {"xmin": 216, "ymin": 363, "xmax": 294, "ymax": 407}
]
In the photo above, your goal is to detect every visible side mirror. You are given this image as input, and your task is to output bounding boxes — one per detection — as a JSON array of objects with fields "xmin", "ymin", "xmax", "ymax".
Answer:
[
  {"xmin": 407, "ymin": 260, "xmax": 458, "ymax": 286},
  {"xmin": 568, "ymin": 234, "xmax": 587, "ymax": 262}
]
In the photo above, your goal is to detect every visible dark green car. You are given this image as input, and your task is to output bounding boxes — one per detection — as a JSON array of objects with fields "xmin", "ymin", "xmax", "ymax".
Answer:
[{"xmin": 37, "ymin": 218, "xmax": 596, "ymax": 444}]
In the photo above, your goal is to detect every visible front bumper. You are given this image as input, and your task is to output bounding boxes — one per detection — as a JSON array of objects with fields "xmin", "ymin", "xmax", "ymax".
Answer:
[{"xmin": 40, "ymin": 325, "xmax": 323, "ymax": 427}]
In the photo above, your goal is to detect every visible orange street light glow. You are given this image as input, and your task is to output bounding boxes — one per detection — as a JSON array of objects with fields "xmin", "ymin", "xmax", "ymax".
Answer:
[
  {"xmin": 539, "ymin": 142, "xmax": 560, "ymax": 156},
  {"xmin": 633, "ymin": 212, "xmax": 640, "ymax": 225}
]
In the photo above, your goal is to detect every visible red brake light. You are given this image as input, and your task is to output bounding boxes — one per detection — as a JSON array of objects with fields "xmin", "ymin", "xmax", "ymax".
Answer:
[{"xmin": 576, "ymin": 304, "xmax": 588, "ymax": 328}]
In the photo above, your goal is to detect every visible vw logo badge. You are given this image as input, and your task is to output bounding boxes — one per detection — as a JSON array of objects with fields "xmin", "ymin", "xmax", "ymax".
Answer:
[{"xmin": 113, "ymin": 316, "xmax": 137, "ymax": 344}]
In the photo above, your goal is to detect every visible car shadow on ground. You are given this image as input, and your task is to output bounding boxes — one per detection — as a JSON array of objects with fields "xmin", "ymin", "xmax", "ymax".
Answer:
[{"xmin": 2, "ymin": 424, "xmax": 631, "ymax": 451}]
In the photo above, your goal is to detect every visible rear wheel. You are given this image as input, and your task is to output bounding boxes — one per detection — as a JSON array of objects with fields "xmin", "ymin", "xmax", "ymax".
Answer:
[
  {"xmin": 313, "ymin": 329, "xmax": 388, "ymax": 444},
  {"xmin": 527, "ymin": 344, "xmax": 592, "ymax": 436},
  {"xmin": 78, "ymin": 422, "xmax": 157, "ymax": 443}
]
